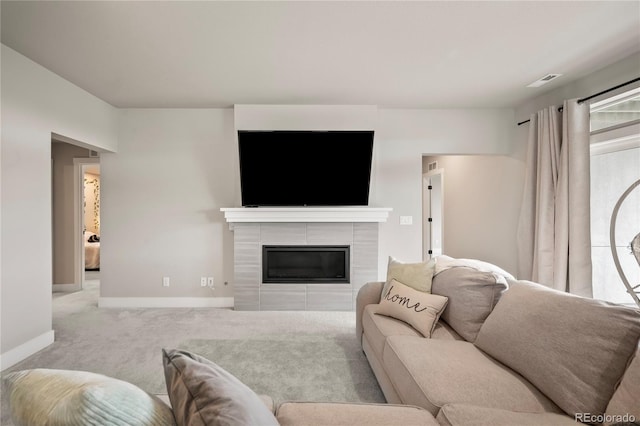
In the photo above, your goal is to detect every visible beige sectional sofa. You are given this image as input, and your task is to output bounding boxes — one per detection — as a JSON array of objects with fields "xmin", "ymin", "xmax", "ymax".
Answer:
[{"xmin": 356, "ymin": 265, "xmax": 640, "ymax": 425}]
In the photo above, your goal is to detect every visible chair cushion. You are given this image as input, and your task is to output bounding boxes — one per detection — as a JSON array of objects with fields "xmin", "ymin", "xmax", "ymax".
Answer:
[
  {"xmin": 474, "ymin": 280, "xmax": 640, "ymax": 417},
  {"xmin": 276, "ymin": 401, "xmax": 439, "ymax": 426},
  {"xmin": 431, "ymin": 267, "xmax": 507, "ymax": 342},
  {"xmin": 437, "ymin": 403, "xmax": 577, "ymax": 426},
  {"xmin": 382, "ymin": 336, "xmax": 560, "ymax": 416}
]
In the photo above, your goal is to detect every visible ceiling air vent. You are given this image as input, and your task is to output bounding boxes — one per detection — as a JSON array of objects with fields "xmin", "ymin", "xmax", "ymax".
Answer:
[
  {"xmin": 89, "ymin": 150, "xmax": 99, "ymax": 158},
  {"xmin": 527, "ymin": 74, "xmax": 562, "ymax": 88}
]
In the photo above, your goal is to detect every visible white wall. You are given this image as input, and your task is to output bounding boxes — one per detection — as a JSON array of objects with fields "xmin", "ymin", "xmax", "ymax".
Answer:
[
  {"xmin": 375, "ymin": 109, "xmax": 516, "ymax": 274},
  {"xmin": 422, "ymin": 155, "xmax": 524, "ymax": 274},
  {"xmin": 99, "ymin": 109, "xmax": 236, "ymax": 301},
  {"xmin": 235, "ymin": 105, "xmax": 516, "ymax": 276},
  {"xmin": 1, "ymin": 45, "xmax": 118, "ymax": 369},
  {"xmin": 99, "ymin": 106, "xmax": 515, "ymax": 303}
]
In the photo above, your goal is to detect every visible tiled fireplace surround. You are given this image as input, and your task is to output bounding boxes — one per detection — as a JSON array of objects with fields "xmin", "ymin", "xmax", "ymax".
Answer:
[{"xmin": 222, "ymin": 208, "xmax": 391, "ymax": 311}]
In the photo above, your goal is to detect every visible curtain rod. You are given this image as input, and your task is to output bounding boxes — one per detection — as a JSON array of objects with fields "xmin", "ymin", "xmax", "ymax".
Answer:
[{"xmin": 516, "ymin": 76, "xmax": 640, "ymax": 126}]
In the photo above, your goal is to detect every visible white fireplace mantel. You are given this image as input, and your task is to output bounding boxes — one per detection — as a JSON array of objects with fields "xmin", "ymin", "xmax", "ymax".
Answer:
[{"xmin": 220, "ymin": 207, "xmax": 392, "ymax": 224}]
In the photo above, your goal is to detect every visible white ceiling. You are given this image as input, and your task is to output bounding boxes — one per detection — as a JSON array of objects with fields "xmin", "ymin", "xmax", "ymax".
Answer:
[{"xmin": 2, "ymin": 1, "xmax": 639, "ymax": 109}]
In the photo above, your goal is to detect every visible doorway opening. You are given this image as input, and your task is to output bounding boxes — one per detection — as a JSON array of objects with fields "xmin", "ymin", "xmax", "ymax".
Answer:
[
  {"xmin": 51, "ymin": 136, "xmax": 101, "ymax": 294},
  {"xmin": 75, "ymin": 159, "xmax": 100, "ymax": 291},
  {"xmin": 81, "ymin": 162, "xmax": 101, "ymax": 287}
]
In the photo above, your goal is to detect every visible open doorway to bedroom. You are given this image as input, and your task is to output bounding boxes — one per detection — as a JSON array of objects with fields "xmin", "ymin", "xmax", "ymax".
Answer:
[
  {"xmin": 82, "ymin": 163, "xmax": 101, "ymax": 286},
  {"xmin": 74, "ymin": 158, "xmax": 100, "ymax": 293},
  {"xmin": 51, "ymin": 137, "xmax": 101, "ymax": 295}
]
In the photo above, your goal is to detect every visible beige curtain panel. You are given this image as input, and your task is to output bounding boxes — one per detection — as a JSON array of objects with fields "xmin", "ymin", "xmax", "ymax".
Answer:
[{"xmin": 517, "ymin": 99, "xmax": 592, "ymax": 297}]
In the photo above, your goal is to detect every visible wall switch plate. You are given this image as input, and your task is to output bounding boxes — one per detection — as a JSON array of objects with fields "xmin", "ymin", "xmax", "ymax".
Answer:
[
  {"xmin": 400, "ymin": 216, "xmax": 413, "ymax": 225},
  {"xmin": 207, "ymin": 277, "xmax": 214, "ymax": 288},
  {"xmin": 163, "ymin": 276, "xmax": 170, "ymax": 287},
  {"xmin": 200, "ymin": 277, "xmax": 207, "ymax": 287}
]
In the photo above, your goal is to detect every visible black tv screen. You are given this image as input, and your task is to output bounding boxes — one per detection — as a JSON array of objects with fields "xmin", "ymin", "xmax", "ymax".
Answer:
[{"xmin": 238, "ymin": 130, "xmax": 374, "ymax": 206}]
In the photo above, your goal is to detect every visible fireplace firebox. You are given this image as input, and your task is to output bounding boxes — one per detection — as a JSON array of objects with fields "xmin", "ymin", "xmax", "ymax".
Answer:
[{"xmin": 262, "ymin": 245, "xmax": 350, "ymax": 283}]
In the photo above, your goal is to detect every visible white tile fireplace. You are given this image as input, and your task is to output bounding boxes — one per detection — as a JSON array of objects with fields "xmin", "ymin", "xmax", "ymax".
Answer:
[{"xmin": 221, "ymin": 207, "xmax": 391, "ymax": 311}]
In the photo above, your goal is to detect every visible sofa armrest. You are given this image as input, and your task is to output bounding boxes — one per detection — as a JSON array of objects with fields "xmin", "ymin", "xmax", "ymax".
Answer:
[{"xmin": 356, "ymin": 281, "xmax": 384, "ymax": 345}]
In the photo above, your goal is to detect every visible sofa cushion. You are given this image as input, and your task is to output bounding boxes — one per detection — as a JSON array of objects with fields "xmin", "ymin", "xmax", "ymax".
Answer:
[
  {"xmin": 162, "ymin": 348, "xmax": 279, "ymax": 426},
  {"xmin": 605, "ymin": 349, "xmax": 640, "ymax": 426},
  {"xmin": 378, "ymin": 278, "xmax": 448, "ymax": 338},
  {"xmin": 362, "ymin": 304, "xmax": 461, "ymax": 361},
  {"xmin": 382, "ymin": 336, "xmax": 560, "ymax": 416},
  {"xmin": 276, "ymin": 401, "xmax": 439, "ymax": 426},
  {"xmin": 431, "ymin": 267, "xmax": 507, "ymax": 342},
  {"xmin": 474, "ymin": 280, "xmax": 640, "ymax": 418},
  {"xmin": 3, "ymin": 368, "xmax": 175, "ymax": 426},
  {"xmin": 385, "ymin": 256, "xmax": 436, "ymax": 293},
  {"xmin": 436, "ymin": 404, "xmax": 577, "ymax": 426}
]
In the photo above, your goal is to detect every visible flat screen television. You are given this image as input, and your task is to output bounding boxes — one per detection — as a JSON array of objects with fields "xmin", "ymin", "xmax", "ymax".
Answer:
[{"xmin": 238, "ymin": 130, "xmax": 374, "ymax": 206}]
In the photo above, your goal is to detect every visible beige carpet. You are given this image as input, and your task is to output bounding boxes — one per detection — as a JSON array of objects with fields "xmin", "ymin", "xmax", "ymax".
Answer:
[{"xmin": 1, "ymin": 279, "xmax": 384, "ymax": 424}]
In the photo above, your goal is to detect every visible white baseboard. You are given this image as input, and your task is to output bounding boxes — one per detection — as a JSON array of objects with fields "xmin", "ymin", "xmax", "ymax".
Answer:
[
  {"xmin": 98, "ymin": 297, "xmax": 234, "ymax": 308},
  {"xmin": 1, "ymin": 330, "xmax": 55, "ymax": 371},
  {"xmin": 53, "ymin": 283, "xmax": 81, "ymax": 292}
]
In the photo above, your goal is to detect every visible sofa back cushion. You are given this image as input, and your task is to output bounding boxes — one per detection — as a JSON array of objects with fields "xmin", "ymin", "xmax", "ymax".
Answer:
[
  {"xmin": 474, "ymin": 280, "xmax": 640, "ymax": 417},
  {"xmin": 431, "ymin": 267, "xmax": 507, "ymax": 342},
  {"xmin": 605, "ymin": 349, "xmax": 640, "ymax": 425}
]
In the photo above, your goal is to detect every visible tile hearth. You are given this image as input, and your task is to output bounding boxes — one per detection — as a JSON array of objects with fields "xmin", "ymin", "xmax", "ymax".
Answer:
[
  {"xmin": 222, "ymin": 207, "xmax": 390, "ymax": 311},
  {"xmin": 231, "ymin": 222, "xmax": 379, "ymax": 311}
]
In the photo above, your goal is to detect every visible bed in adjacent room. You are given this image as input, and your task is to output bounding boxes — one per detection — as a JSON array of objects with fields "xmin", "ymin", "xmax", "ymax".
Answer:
[{"xmin": 84, "ymin": 231, "xmax": 100, "ymax": 270}]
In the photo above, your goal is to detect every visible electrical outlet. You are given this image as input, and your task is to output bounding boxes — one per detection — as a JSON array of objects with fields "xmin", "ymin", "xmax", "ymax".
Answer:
[
  {"xmin": 163, "ymin": 276, "xmax": 170, "ymax": 287},
  {"xmin": 207, "ymin": 277, "xmax": 214, "ymax": 288},
  {"xmin": 399, "ymin": 215, "xmax": 413, "ymax": 225},
  {"xmin": 200, "ymin": 277, "xmax": 207, "ymax": 287}
]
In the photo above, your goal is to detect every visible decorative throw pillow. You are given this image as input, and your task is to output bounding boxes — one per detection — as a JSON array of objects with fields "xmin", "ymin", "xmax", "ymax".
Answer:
[
  {"xmin": 3, "ymin": 368, "xmax": 175, "ymax": 426},
  {"xmin": 378, "ymin": 278, "xmax": 448, "ymax": 338},
  {"xmin": 384, "ymin": 256, "xmax": 436, "ymax": 295},
  {"xmin": 431, "ymin": 267, "xmax": 508, "ymax": 342},
  {"xmin": 162, "ymin": 348, "xmax": 279, "ymax": 426}
]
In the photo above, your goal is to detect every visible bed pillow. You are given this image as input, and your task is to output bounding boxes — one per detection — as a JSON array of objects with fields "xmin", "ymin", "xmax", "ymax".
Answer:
[
  {"xmin": 431, "ymin": 267, "xmax": 508, "ymax": 342},
  {"xmin": 385, "ymin": 256, "xmax": 436, "ymax": 294},
  {"xmin": 3, "ymin": 368, "xmax": 175, "ymax": 426},
  {"xmin": 162, "ymin": 348, "xmax": 279, "ymax": 426},
  {"xmin": 378, "ymin": 278, "xmax": 448, "ymax": 338}
]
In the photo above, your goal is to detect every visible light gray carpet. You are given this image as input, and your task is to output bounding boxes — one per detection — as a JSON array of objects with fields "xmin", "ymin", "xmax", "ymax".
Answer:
[{"xmin": 1, "ymin": 279, "xmax": 384, "ymax": 425}]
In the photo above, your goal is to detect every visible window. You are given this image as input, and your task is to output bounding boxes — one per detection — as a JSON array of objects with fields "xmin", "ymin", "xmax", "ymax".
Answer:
[
  {"xmin": 591, "ymin": 87, "xmax": 640, "ymax": 133},
  {"xmin": 590, "ymin": 88, "xmax": 640, "ymax": 306}
]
